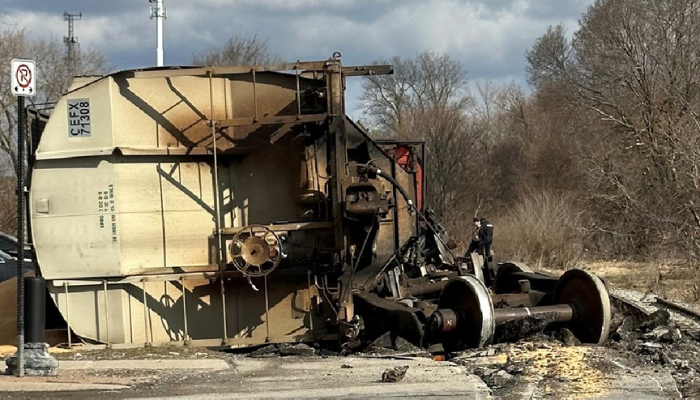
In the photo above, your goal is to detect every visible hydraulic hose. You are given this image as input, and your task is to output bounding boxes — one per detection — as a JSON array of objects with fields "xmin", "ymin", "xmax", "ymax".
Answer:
[
  {"xmin": 361, "ymin": 164, "xmax": 415, "ymax": 213},
  {"xmin": 357, "ymin": 164, "xmax": 456, "ymax": 266}
]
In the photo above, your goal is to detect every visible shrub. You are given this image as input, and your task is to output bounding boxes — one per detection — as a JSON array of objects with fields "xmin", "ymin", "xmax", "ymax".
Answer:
[{"xmin": 495, "ymin": 190, "xmax": 585, "ymax": 270}]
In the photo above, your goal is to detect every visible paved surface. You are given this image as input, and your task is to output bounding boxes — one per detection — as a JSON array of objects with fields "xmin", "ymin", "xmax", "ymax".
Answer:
[
  {"xmin": 0, "ymin": 359, "xmax": 229, "ymax": 393},
  {"xmin": 0, "ymin": 354, "xmax": 683, "ymax": 399},
  {"xmin": 49, "ymin": 359, "xmax": 229, "ymax": 370},
  {"xmin": 1, "ymin": 382, "xmax": 129, "ymax": 392},
  {"xmin": 193, "ymin": 357, "xmax": 491, "ymax": 399},
  {"xmin": 0, "ymin": 356, "xmax": 490, "ymax": 399}
]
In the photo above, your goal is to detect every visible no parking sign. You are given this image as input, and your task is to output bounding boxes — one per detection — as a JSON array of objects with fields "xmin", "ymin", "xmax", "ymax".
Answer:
[{"xmin": 11, "ymin": 59, "xmax": 36, "ymax": 97}]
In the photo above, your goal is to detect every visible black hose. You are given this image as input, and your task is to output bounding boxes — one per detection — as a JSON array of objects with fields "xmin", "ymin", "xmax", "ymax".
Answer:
[
  {"xmin": 358, "ymin": 164, "xmax": 456, "ymax": 261},
  {"xmin": 361, "ymin": 164, "xmax": 415, "ymax": 213}
]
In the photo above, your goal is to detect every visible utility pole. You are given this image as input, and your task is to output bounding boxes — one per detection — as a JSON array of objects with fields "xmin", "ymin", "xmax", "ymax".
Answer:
[
  {"xmin": 149, "ymin": 0, "xmax": 166, "ymax": 66},
  {"xmin": 63, "ymin": 12, "xmax": 82, "ymax": 77}
]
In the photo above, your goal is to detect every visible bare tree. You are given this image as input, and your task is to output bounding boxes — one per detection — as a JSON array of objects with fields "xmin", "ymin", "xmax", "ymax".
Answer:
[
  {"xmin": 32, "ymin": 35, "xmax": 109, "ymax": 105},
  {"xmin": 525, "ymin": 0, "xmax": 700, "ymax": 258},
  {"xmin": 0, "ymin": 155, "xmax": 15, "ymax": 233},
  {"xmin": 472, "ymin": 80, "xmax": 527, "ymax": 154},
  {"xmin": 191, "ymin": 33, "xmax": 282, "ymax": 66},
  {"xmin": 360, "ymin": 52, "xmax": 487, "ymax": 226},
  {"xmin": 359, "ymin": 55, "xmax": 416, "ymax": 137},
  {"xmin": 0, "ymin": 29, "xmax": 30, "ymax": 176},
  {"xmin": 0, "ymin": 29, "xmax": 109, "ymax": 176}
]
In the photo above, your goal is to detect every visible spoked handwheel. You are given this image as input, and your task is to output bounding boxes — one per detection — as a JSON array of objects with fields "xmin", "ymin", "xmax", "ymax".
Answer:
[{"xmin": 229, "ymin": 225, "xmax": 283, "ymax": 277}]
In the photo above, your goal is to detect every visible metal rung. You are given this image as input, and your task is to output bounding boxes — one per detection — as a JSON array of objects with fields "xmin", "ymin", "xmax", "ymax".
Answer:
[{"xmin": 213, "ymin": 114, "xmax": 327, "ymax": 128}]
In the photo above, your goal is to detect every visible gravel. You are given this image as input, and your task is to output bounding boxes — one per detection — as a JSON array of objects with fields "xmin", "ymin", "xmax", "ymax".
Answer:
[
  {"xmin": 608, "ymin": 288, "xmax": 700, "ymax": 398},
  {"xmin": 610, "ymin": 288, "xmax": 700, "ymax": 331}
]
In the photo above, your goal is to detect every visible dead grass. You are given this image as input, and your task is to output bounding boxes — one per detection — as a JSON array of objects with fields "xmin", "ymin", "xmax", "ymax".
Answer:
[
  {"xmin": 585, "ymin": 260, "xmax": 700, "ymax": 303},
  {"xmin": 495, "ymin": 190, "xmax": 585, "ymax": 270}
]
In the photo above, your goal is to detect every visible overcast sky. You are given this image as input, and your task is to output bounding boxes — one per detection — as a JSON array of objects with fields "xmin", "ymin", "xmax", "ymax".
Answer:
[{"xmin": 1, "ymin": 0, "xmax": 593, "ymax": 117}]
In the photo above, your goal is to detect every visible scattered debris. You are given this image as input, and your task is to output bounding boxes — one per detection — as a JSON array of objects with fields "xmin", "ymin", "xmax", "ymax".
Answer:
[
  {"xmin": 381, "ymin": 365, "xmax": 409, "ymax": 383},
  {"xmin": 341, "ymin": 364, "xmax": 353, "ymax": 369},
  {"xmin": 444, "ymin": 290, "xmax": 700, "ymax": 398},
  {"xmin": 643, "ymin": 326, "xmax": 682, "ymax": 343},
  {"xmin": 556, "ymin": 328, "xmax": 582, "ymax": 346},
  {"xmin": 612, "ymin": 316, "xmax": 637, "ymax": 342},
  {"xmin": 640, "ymin": 309, "xmax": 671, "ymax": 330},
  {"xmin": 278, "ymin": 343, "xmax": 316, "ymax": 357},
  {"xmin": 473, "ymin": 366, "xmax": 499, "ymax": 381},
  {"xmin": 479, "ymin": 348, "xmax": 497, "ymax": 357},
  {"xmin": 247, "ymin": 343, "xmax": 318, "ymax": 358},
  {"xmin": 486, "ymin": 370, "xmax": 514, "ymax": 388},
  {"xmin": 605, "ymin": 291, "xmax": 700, "ymax": 397},
  {"xmin": 493, "ymin": 313, "xmax": 556, "ymax": 343},
  {"xmin": 363, "ymin": 332, "xmax": 429, "ymax": 357},
  {"xmin": 248, "ymin": 345, "xmax": 279, "ymax": 359}
]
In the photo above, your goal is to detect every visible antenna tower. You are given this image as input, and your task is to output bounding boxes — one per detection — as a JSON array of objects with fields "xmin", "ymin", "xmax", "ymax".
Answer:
[
  {"xmin": 149, "ymin": 0, "xmax": 166, "ymax": 66},
  {"xmin": 63, "ymin": 12, "xmax": 82, "ymax": 76}
]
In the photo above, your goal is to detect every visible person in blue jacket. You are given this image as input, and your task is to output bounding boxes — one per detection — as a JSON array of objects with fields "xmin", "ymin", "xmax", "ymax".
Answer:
[{"xmin": 467, "ymin": 217, "xmax": 493, "ymax": 257}]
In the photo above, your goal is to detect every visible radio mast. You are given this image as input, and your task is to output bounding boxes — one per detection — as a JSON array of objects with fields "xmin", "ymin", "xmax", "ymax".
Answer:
[
  {"xmin": 63, "ymin": 12, "xmax": 82, "ymax": 76},
  {"xmin": 149, "ymin": 0, "xmax": 166, "ymax": 66}
]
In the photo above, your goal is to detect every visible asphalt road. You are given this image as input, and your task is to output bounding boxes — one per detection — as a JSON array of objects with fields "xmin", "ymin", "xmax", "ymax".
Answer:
[{"xmin": 0, "ymin": 351, "xmax": 682, "ymax": 399}]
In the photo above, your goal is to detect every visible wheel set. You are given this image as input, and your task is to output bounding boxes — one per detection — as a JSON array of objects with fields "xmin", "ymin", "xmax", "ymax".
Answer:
[{"xmin": 429, "ymin": 268, "xmax": 611, "ymax": 351}]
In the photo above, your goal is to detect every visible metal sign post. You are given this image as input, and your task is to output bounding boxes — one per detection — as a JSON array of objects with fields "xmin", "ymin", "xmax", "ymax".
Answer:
[{"xmin": 11, "ymin": 58, "xmax": 36, "ymax": 378}]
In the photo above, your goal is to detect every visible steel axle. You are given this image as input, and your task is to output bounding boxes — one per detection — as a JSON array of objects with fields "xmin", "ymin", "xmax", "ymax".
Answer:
[
  {"xmin": 430, "ymin": 269, "xmax": 612, "ymax": 351},
  {"xmin": 431, "ymin": 303, "xmax": 575, "ymax": 332}
]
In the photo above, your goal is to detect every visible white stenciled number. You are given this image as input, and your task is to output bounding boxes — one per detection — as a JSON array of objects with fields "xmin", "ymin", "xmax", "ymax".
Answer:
[{"xmin": 67, "ymin": 98, "xmax": 92, "ymax": 137}]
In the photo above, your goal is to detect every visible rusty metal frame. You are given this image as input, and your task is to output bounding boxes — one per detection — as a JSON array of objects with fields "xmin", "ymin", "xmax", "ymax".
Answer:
[
  {"xmin": 63, "ymin": 282, "xmax": 71, "ymax": 348},
  {"xmin": 130, "ymin": 62, "xmax": 393, "ymax": 79},
  {"xmin": 58, "ymin": 333, "xmax": 341, "ymax": 351},
  {"xmin": 132, "ymin": 62, "xmax": 330, "ymax": 79},
  {"xmin": 103, "ymin": 280, "xmax": 110, "ymax": 347},
  {"xmin": 213, "ymin": 114, "xmax": 328, "ymax": 128},
  {"xmin": 218, "ymin": 221, "xmax": 333, "ymax": 235}
]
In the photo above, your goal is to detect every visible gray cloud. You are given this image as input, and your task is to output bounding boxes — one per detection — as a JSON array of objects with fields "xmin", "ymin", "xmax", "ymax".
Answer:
[{"xmin": 0, "ymin": 0, "xmax": 593, "ymax": 116}]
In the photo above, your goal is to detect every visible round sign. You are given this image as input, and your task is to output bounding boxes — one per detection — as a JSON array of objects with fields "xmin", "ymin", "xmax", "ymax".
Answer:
[{"xmin": 15, "ymin": 64, "xmax": 32, "ymax": 88}]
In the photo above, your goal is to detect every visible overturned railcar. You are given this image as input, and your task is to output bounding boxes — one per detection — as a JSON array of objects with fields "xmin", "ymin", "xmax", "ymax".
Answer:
[{"xmin": 29, "ymin": 56, "xmax": 611, "ymax": 351}]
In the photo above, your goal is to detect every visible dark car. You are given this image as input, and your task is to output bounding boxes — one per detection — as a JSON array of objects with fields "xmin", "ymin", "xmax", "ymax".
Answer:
[{"xmin": 0, "ymin": 232, "xmax": 35, "ymax": 282}]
